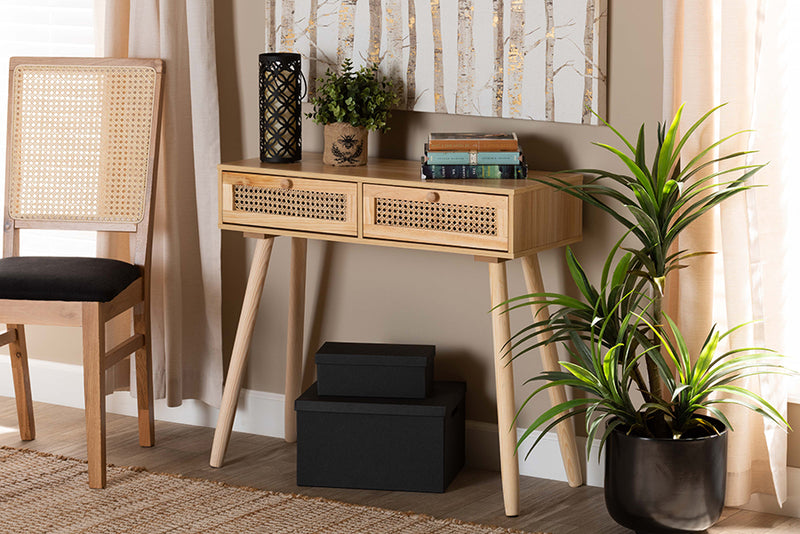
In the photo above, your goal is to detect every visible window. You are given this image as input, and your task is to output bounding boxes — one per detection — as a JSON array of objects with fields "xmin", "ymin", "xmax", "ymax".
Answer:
[{"xmin": 0, "ymin": 0, "xmax": 98, "ymax": 256}]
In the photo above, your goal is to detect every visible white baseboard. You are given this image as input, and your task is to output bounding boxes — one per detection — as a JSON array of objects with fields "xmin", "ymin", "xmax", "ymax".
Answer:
[
  {"xmin": 0, "ymin": 358, "xmax": 596, "ymax": 480},
  {"xmin": 464, "ymin": 419, "xmax": 605, "ymax": 487},
  {"xmin": 0, "ymin": 358, "xmax": 285, "ymax": 440},
  {"xmin": 1, "ymin": 357, "xmax": 794, "ymax": 517},
  {"xmin": 517, "ymin": 426, "xmax": 606, "ymax": 487}
]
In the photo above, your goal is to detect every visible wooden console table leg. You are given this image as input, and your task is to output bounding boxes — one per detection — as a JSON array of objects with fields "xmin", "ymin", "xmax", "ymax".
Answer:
[
  {"xmin": 521, "ymin": 254, "xmax": 583, "ymax": 487},
  {"xmin": 210, "ymin": 236, "xmax": 275, "ymax": 468},
  {"xmin": 488, "ymin": 260, "xmax": 520, "ymax": 517},
  {"xmin": 284, "ymin": 237, "xmax": 306, "ymax": 443}
]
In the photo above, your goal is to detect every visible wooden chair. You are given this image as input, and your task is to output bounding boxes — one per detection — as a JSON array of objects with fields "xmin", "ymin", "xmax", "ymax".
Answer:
[{"xmin": 1, "ymin": 57, "xmax": 164, "ymax": 488}]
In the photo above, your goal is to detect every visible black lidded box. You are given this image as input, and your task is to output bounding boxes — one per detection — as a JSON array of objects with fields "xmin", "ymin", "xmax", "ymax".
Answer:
[
  {"xmin": 296, "ymin": 381, "xmax": 465, "ymax": 493},
  {"xmin": 315, "ymin": 342, "xmax": 434, "ymax": 399}
]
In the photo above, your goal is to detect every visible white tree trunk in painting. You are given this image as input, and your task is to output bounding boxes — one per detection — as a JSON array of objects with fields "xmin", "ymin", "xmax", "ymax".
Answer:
[
  {"xmin": 266, "ymin": 0, "xmax": 276, "ymax": 52},
  {"xmin": 493, "ymin": 0, "xmax": 504, "ymax": 117},
  {"xmin": 280, "ymin": 0, "xmax": 296, "ymax": 50},
  {"xmin": 337, "ymin": 0, "xmax": 358, "ymax": 68},
  {"xmin": 430, "ymin": 0, "xmax": 446, "ymax": 113},
  {"xmin": 368, "ymin": 0, "xmax": 382, "ymax": 65},
  {"xmin": 544, "ymin": 0, "xmax": 555, "ymax": 121},
  {"xmin": 308, "ymin": 0, "xmax": 318, "ymax": 98},
  {"xmin": 582, "ymin": 0, "xmax": 594, "ymax": 123},
  {"xmin": 406, "ymin": 0, "xmax": 417, "ymax": 109},
  {"xmin": 507, "ymin": 0, "xmax": 525, "ymax": 117},
  {"xmin": 457, "ymin": 0, "xmax": 475, "ymax": 115},
  {"xmin": 384, "ymin": 0, "xmax": 404, "ymax": 84}
]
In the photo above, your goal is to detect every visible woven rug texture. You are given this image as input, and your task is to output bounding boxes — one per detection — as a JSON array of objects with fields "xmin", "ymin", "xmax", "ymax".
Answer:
[{"xmin": 0, "ymin": 446, "xmax": 542, "ymax": 534}]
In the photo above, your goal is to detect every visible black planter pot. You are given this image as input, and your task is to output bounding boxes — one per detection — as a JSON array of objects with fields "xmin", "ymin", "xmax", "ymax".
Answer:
[{"xmin": 604, "ymin": 417, "xmax": 728, "ymax": 534}]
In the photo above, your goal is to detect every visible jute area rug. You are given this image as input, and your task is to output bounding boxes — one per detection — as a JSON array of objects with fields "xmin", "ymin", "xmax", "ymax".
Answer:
[{"xmin": 0, "ymin": 446, "xmax": 543, "ymax": 534}]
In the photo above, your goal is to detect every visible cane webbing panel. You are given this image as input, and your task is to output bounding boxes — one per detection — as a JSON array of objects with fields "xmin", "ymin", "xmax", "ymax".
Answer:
[
  {"xmin": 233, "ymin": 184, "xmax": 348, "ymax": 222},
  {"xmin": 374, "ymin": 198, "xmax": 498, "ymax": 236},
  {"xmin": 8, "ymin": 64, "xmax": 157, "ymax": 224}
]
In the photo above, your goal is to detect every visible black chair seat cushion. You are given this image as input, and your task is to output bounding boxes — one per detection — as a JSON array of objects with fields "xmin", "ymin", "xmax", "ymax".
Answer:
[{"xmin": 0, "ymin": 257, "xmax": 141, "ymax": 302}]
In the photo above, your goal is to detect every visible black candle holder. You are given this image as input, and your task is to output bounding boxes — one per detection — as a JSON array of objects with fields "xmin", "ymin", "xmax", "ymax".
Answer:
[{"xmin": 259, "ymin": 52, "xmax": 305, "ymax": 163}]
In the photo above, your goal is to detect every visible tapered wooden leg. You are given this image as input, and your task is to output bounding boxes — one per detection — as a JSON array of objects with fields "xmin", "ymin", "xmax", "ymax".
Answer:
[
  {"xmin": 488, "ymin": 261, "xmax": 520, "ymax": 517},
  {"xmin": 284, "ymin": 237, "xmax": 306, "ymax": 443},
  {"xmin": 521, "ymin": 254, "xmax": 583, "ymax": 487},
  {"xmin": 7, "ymin": 325, "xmax": 34, "ymax": 441},
  {"xmin": 82, "ymin": 303, "xmax": 106, "ymax": 489},
  {"xmin": 134, "ymin": 300, "xmax": 154, "ymax": 447},
  {"xmin": 210, "ymin": 236, "xmax": 275, "ymax": 468}
]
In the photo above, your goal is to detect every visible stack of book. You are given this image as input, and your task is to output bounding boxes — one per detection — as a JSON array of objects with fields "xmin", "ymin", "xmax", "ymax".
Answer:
[{"xmin": 421, "ymin": 132, "xmax": 526, "ymax": 180}]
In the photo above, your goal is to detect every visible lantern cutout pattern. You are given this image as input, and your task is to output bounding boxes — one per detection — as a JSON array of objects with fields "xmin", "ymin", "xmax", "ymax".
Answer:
[{"xmin": 259, "ymin": 52, "xmax": 306, "ymax": 163}]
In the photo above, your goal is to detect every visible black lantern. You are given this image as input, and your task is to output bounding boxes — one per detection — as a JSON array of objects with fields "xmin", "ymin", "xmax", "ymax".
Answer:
[{"xmin": 259, "ymin": 52, "xmax": 305, "ymax": 163}]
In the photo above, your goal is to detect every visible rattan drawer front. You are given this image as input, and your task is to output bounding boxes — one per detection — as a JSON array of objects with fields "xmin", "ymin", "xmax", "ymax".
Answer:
[
  {"xmin": 221, "ymin": 173, "xmax": 357, "ymax": 236},
  {"xmin": 363, "ymin": 185, "xmax": 509, "ymax": 251}
]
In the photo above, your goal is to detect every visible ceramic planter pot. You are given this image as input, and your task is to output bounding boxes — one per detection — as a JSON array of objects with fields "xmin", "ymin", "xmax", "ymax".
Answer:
[
  {"xmin": 323, "ymin": 122, "xmax": 367, "ymax": 166},
  {"xmin": 604, "ymin": 417, "xmax": 728, "ymax": 534}
]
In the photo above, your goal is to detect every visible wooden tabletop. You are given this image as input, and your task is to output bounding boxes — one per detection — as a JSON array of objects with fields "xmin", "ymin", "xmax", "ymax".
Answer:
[{"xmin": 219, "ymin": 153, "xmax": 578, "ymax": 196}]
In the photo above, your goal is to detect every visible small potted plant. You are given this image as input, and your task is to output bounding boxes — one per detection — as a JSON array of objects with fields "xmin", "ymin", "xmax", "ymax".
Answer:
[
  {"xmin": 507, "ymin": 105, "xmax": 794, "ymax": 533},
  {"xmin": 307, "ymin": 58, "xmax": 398, "ymax": 166}
]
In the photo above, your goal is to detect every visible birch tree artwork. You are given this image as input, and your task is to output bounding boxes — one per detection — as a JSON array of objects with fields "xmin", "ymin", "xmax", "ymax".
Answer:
[{"xmin": 267, "ymin": 0, "xmax": 607, "ymax": 124}]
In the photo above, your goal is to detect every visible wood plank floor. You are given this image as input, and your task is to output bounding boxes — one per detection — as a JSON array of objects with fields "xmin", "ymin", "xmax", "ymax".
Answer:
[{"xmin": 0, "ymin": 397, "xmax": 798, "ymax": 533}]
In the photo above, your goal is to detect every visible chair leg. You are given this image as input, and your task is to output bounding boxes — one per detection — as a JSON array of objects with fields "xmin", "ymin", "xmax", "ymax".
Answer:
[
  {"xmin": 8, "ymin": 325, "xmax": 34, "ymax": 441},
  {"xmin": 133, "ymin": 301, "xmax": 154, "ymax": 447},
  {"xmin": 82, "ymin": 303, "xmax": 107, "ymax": 489}
]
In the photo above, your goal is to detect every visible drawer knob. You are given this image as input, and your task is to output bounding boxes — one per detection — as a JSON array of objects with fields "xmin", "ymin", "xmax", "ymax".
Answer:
[
  {"xmin": 279, "ymin": 179, "xmax": 292, "ymax": 190},
  {"xmin": 425, "ymin": 191, "xmax": 440, "ymax": 203}
]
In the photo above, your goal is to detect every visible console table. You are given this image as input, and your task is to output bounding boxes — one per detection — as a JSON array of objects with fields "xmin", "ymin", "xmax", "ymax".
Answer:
[{"xmin": 209, "ymin": 153, "xmax": 583, "ymax": 516}]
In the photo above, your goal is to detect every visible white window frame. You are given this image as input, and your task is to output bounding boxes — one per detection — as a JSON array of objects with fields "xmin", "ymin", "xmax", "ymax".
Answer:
[{"xmin": 0, "ymin": 0, "xmax": 99, "ymax": 257}]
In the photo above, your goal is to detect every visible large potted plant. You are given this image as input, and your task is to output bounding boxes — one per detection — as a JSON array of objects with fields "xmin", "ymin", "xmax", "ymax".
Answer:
[
  {"xmin": 307, "ymin": 58, "xmax": 398, "ymax": 166},
  {"xmin": 508, "ymin": 105, "xmax": 793, "ymax": 533}
]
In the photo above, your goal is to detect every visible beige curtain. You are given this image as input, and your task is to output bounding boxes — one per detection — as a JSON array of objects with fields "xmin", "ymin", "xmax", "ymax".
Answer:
[
  {"xmin": 98, "ymin": 0, "xmax": 223, "ymax": 407},
  {"xmin": 664, "ymin": 0, "xmax": 791, "ymax": 505}
]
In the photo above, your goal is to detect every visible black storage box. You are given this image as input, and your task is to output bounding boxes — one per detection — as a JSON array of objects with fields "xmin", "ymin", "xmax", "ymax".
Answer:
[
  {"xmin": 296, "ymin": 381, "xmax": 465, "ymax": 493},
  {"xmin": 315, "ymin": 342, "xmax": 434, "ymax": 398}
]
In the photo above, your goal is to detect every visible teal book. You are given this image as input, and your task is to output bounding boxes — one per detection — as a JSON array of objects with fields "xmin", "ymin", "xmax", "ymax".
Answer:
[{"xmin": 424, "ymin": 146, "xmax": 522, "ymax": 165}]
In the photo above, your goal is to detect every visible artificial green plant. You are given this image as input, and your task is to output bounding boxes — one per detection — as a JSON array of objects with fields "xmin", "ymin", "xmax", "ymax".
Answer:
[
  {"xmin": 508, "ymin": 104, "xmax": 792, "ymax": 456},
  {"xmin": 306, "ymin": 58, "xmax": 399, "ymax": 133}
]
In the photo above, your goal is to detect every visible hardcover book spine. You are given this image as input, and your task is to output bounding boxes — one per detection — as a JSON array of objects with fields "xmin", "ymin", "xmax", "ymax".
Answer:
[
  {"xmin": 426, "ymin": 139, "xmax": 519, "ymax": 152},
  {"xmin": 425, "ymin": 151, "xmax": 522, "ymax": 165},
  {"xmin": 424, "ymin": 152, "xmax": 472, "ymax": 164},
  {"xmin": 421, "ymin": 164, "xmax": 527, "ymax": 180}
]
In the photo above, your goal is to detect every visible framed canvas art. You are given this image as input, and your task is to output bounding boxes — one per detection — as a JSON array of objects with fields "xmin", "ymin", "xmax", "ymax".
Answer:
[{"xmin": 266, "ymin": 0, "xmax": 607, "ymax": 124}]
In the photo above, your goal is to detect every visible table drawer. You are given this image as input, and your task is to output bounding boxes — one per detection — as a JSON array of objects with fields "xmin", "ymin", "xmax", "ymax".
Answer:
[
  {"xmin": 363, "ymin": 185, "xmax": 509, "ymax": 251},
  {"xmin": 221, "ymin": 172, "xmax": 358, "ymax": 236}
]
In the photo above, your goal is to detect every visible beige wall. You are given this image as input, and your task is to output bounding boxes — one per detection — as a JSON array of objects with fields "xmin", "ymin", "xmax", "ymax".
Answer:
[
  {"xmin": 13, "ymin": 0, "xmax": 799, "ymax": 466},
  {"xmin": 214, "ymin": 0, "xmax": 665, "ymax": 427},
  {"xmin": 18, "ymin": 0, "xmax": 664, "ymax": 430}
]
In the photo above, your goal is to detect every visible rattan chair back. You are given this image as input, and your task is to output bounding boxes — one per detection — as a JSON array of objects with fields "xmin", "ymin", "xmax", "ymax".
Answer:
[{"xmin": 3, "ymin": 57, "xmax": 164, "ymax": 261}]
